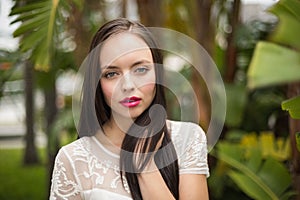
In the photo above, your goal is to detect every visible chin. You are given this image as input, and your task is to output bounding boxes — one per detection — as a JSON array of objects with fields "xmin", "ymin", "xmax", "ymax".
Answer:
[{"xmin": 113, "ymin": 106, "xmax": 146, "ymax": 121}]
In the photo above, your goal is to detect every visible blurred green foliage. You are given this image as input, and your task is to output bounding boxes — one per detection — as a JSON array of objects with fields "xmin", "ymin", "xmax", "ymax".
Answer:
[
  {"xmin": 209, "ymin": 132, "xmax": 294, "ymax": 200},
  {"xmin": 1, "ymin": 0, "xmax": 298, "ymax": 199},
  {"xmin": 0, "ymin": 148, "xmax": 47, "ymax": 200}
]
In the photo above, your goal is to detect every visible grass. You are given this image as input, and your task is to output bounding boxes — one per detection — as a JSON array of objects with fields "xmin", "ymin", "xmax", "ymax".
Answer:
[{"xmin": 0, "ymin": 148, "xmax": 47, "ymax": 200}]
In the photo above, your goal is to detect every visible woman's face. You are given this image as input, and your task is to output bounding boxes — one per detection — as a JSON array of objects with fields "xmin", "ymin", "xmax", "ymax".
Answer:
[{"xmin": 99, "ymin": 32, "xmax": 156, "ymax": 120}]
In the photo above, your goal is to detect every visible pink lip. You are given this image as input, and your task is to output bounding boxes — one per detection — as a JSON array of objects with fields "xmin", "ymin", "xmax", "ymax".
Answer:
[{"xmin": 120, "ymin": 96, "xmax": 142, "ymax": 108}]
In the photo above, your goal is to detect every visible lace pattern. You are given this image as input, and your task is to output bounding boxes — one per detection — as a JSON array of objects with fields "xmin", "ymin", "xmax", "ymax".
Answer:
[
  {"xmin": 169, "ymin": 121, "xmax": 209, "ymax": 174},
  {"xmin": 50, "ymin": 158, "xmax": 81, "ymax": 200},
  {"xmin": 72, "ymin": 138, "xmax": 129, "ymax": 192},
  {"xmin": 50, "ymin": 137, "xmax": 130, "ymax": 200},
  {"xmin": 50, "ymin": 120, "xmax": 209, "ymax": 199}
]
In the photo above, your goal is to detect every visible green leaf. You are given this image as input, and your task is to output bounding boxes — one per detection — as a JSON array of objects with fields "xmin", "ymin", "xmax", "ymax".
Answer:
[
  {"xmin": 228, "ymin": 171, "xmax": 271, "ymax": 200},
  {"xmin": 257, "ymin": 158, "xmax": 291, "ymax": 196},
  {"xmin": 217, "ymin": 142, "xmax": 244, "ymax": 161},
  {"xmin": 247, "ymin": 42, "xmax": 300, "ymax": 89},
  {"xmin": 215, "ymin": 139, "xmax": 292, "ymax": 200},
  {"xmin": 11, "ymin": 6, "xmax": 50, "ymax": 24},
  {"xmin": 268, "ymin": 0, "xmax": 300, "ymax": 49},
  {"xmin": 217, "ymin": 149, "xmax": 280, "ymax": 199},
  {"xmin": 281, "ymin": 95, "xmax": 300, "ymax": 119},
  {"xmin": 9, "ymin": 1, "xmax": 49, "ymax": 16},
  {"xmin": 20, "ymin": 27, "xmax": 47, "ymax": 52},
  {"xmin": 10, "ymin": 0, "xmax": 63, "ymax": 71},
  {"xmin": 279, "ymin": 191, "xmax": 298, "ymax": 200},
  {"xmin": 269, "ymin": 0, "xmax": 300, "ymax": 22},
  {"xmin": 13, "ymin": 14, "xmax": 49, "ymax": 37},
  {"xmin": 32, "ymin": 41, "xmax": 50, "ymax": 70},
  {"xmin": 229, "ymin": 161, "xmax": 294, "ymax": 200},
  {"xmin": 245, "ymin": 147, "xmax": 262, "ymax": 172},
  {"xmin": 225, "ymin": 84, "xmax": 247, "ymax": 127}
]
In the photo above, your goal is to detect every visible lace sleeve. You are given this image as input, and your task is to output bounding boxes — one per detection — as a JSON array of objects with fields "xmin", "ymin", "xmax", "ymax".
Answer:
[
  {"xmin": 179, "ymin": 123, "xmax": 209, "ymax": 177},
  {"xmin": 50, "ymin": 148, "xmax": 82, "ymax": 200}
]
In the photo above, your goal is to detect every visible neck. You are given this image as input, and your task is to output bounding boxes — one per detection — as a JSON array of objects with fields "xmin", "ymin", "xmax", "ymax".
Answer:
[{"xmin": 102, "ymin": 114, "xmax": 134, "ymax": 147}]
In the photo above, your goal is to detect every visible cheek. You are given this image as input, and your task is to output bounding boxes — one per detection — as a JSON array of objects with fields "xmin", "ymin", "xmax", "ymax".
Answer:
[
  {"xmin": 140, "ymin": 83, "xmax": 156, "ymax": 97},
  {"xmin": 100, "ymin": 81, "xmax": 114, "ymax": 105},
  {"xmin": 136, "ymin": 70, "xmax": 156, "ymax": 92},
  {"xmin": 138, "ymin": 72, "xmax": 156, "ymax": 98}
]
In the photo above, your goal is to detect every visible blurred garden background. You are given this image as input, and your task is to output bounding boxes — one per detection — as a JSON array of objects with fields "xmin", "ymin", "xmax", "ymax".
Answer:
[{"xmin": 0, "ymin": 0, "xmax": 300, "ymax": 199}]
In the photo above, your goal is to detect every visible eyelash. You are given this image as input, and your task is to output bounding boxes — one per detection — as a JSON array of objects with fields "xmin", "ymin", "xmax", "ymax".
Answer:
[
  {"xmin": 103, "ymin": 71, "xmax": 119, "ymax": 79},
  {"xmin": 102, "ymin": 66, "xmax": 150, "ymax": 79},
  {"xmin": 134, "ymin": 66, "xmax": 149, "ymax": 74}
]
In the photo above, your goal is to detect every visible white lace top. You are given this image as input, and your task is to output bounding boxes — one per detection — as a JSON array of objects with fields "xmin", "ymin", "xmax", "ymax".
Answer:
[{"xmin": 49, "ymin": 120, "xmax": 209, "ymax": 200}]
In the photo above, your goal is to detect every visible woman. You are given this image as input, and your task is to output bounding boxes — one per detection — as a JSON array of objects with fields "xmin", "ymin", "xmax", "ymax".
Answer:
[{"xmin": 50, "ymin": 18, "xmax": 209, "ymax": 200}]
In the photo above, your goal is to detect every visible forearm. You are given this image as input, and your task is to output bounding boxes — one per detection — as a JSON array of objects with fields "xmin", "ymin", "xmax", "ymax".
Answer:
[{"xmin": 137, "ymin": 160, "xmax": 175, "ymax": 200}]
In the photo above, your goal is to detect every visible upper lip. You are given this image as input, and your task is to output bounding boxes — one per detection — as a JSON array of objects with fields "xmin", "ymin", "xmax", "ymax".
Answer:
[{"xmin": 120, "ymin": 96, "xmax": 141, "ymax": 103}]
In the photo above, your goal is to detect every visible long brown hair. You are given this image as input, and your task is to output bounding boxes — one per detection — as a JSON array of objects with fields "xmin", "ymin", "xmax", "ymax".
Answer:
[{"xmin": 78, "ymin": 18, "xmax": 179, "ymax": 199}]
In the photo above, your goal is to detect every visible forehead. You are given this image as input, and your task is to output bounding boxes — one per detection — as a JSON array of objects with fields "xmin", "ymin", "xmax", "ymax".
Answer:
[{"xmin": 99, "ymin": 32, "xmax": 152, "ymax": 66}]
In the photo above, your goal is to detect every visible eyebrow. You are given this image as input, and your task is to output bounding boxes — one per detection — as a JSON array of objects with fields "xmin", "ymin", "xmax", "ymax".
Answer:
[{"xmin": 101, "ymin": 59, "xmax": 152, "ymax": 70}]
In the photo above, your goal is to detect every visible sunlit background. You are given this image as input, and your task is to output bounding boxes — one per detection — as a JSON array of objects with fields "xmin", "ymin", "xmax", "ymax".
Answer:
[
  {"xmin": 0, "ymin": 0, "xmax": 278, "ymax": 147},
  {"xmin": 1, "ymin": 0, "xmax": 299, "ymax": 199}
]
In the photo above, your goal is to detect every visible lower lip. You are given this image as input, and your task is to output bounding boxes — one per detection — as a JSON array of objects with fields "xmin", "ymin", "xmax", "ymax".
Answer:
[{"xmin": 120, "ymin": 100, "xmax": 141, "ymax": 108}]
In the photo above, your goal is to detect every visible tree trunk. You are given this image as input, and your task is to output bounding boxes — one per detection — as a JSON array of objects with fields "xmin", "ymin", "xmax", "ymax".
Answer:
[
  {"xmin": 187, "ymin": 0, "xmax": 214, "ymax": 130},
  {"xmin": 136, "ymin": 0, "xmax": 163, "ymax": 26},
  {"xmin": 287, "ymin": 82, "xmax": 300, "ymax": 200},
  {"xmin": 225, "ymin": 0, "xmax": 241, "ymax": 83},
  {"xmin": 67, "ymin": 0, "xmax": 112, "ymax": 68},
  {"xmin": 194, "ymin": 0, "xmax": 214, "ymax": 55},
  {"xmin": 45, "ymin": 76, "xmax": 59, "ymax": 198},
  {"xmin": 122, "ymin": 0, "xmax": 127, "ymax": 18},
  {"xmin": 67, "ymin": 2, "xmax": 92, "ymax": 67},
  {"xmin": 23, "ymin": 60, "xmax": 39, "ymax": 164}
]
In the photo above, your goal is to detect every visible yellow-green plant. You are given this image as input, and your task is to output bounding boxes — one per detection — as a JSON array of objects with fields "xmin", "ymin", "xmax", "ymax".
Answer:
[
  {"xmin": 246, "ymin": 0, "xmax": 300, "ymax": 196},
  {"xmin": 211, "ymin": 132, "xmax": 294, "ymax": 200},
  {"xmin": 240, "ymin": 132, "xmax": 291, "ymax": 161},
  {"xmin": 247, "ymin": 0, "xmax": 300, "ymax": 150}
]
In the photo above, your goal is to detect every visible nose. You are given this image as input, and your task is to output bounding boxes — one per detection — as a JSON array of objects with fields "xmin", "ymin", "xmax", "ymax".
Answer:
[{"xmin": 121, "ymin": 72, "xmax": 135, "ymax": 92}]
